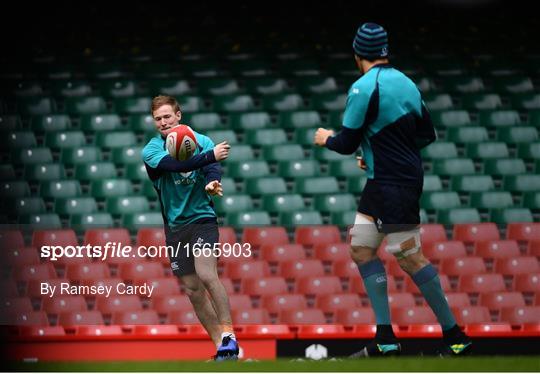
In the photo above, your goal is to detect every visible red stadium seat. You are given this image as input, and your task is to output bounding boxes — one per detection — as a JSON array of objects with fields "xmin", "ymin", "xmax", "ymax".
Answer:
[
  {"xmin": 168, "ymin": 310, "xmax": 199, "ymax": 324},
  {"xmin": 404, "ymin": 274, "xmax": 451, "ymax": 293},
  {"xmin": 152, "ymin": 295, "xmax": 193, "ymax": 314},
  {"xmin": 479, "ymin": 292, "xmax": 526, "ymax": 310},
  {"xmin": 260, "ymin": 244, "xmax": 306, "ymax": 263},
  {"xmin": 458, "ymin": 274, "xmax": 506, "ymax": 293},
  {"xmin": 313, "ymin": 243, "xmax": 351, "ymax": 262},
  {"xmin": 58, "ymin": 311, "xmax": 104, "ymax": 325},
  {"xmin": 261, "ymin": 294, "xmax": 308, "ymax": 313},
  {"xmin": 512, "ymin": 273, "xmax": 540, "ymax": 292},
  {"xmin": 351, "ymin": 275, "xmax": 398, "ymax": 294},
  {"xmin": 451, "ymin": 306, "xmax": 491, "ymax": 325},
  {"xmin": 32, "ymin": 229, "xmax": 78, "ymax": 248},
  {"xmin": 0, "ymin": 230, "xmax": 25, "ymax": 249},
  {"xmin": 465, "ymin": 323, "xmax": 512, "ymax": 334},
  {"xmin": 10, "ymin": 311, "xmax": 49, "ymax": 326},
  {"xmin": 242, "ymin": 226, "xmax": 289, "ymax": 248},
  {"xmin": 95, "ymin": 295, "xmax": 143, "ymax": 313},
  {"xmin": 279, "ymin": 259, "xmax": 325, "ymax": 279},
  {"xmin": 295, "ymin": 276, "xmax": 343, "ymax": 295},
  {"xmin": 228, "ymin": 295, "xmax": 253, "ymax": 312},
  {"xmin": 475, "ymin": 240, "xmax": 521, "ymax": 259},
  {"xmin": 279, "ymin": 308, "xmax": 326, "ymax": 324},
  {"xmin": 6, "ymin": 247, "xmax": 40, "ymax": 267},
  {"xmin": 500, "ymin": 306, "xmax": 540, "ymax": 324},
  {"xmin": 136, "ymin": 227, "xmax": 165, "ymax": 247},
  {"xmin": 494, "ymin": 257, "xmax": 540, "ymax": 275},
  {"xmin": 13, "ymin": 263, "xmax": 57, "ymax": 281},
  {"xmin": 294, "ymin": 225, "xmax": 341, "ymax": 247},
  {"xmin": 225, "ymin": 260, "xmax": 271, "ymax": 280},
  {"xmin": 19, "ymin": 326, "xmax": 66, "ymax": 336},
  {"xmin": 112, "ymin": 310, "xmax": 160, "ymax": 325},
  {"xmin": 453, "ymin": 223, "xmax": 500, "ymax": 244},
  {"xmin": 66, "ymin": 263, "xmax": 110, "ymax": 281},
  {"xmin": 76, "ymin": 325, "xmax": 123, "ymax": 336},
  {"xmin": 331, "ymin": 260, "xmax": 359, "ymax": 279},
  {"xmin": 118, "ymin": 262, "xmax": 165, "ymax": 281},
  {"xmin": 392, "ymin": 306, "xmax": 437, "ymax": 325},
  {"xmin": 232, "ymin": 309, "xmax": 271, "ymax": 324},
  {"xmin": 506, "ymin": 223, "xmax": 540, "ymax": 242},
  {"xmin": 440, "ymin": 257, "xmax": 487, "ymax": 276},
  {"xmin": 42, "ymin": 296, "xmax": 87, "ymax": 314},
  {"xmin": 84, "ymin": 228, "xmax": 131, "ymax": 247},
  {"xmin": 219, "ymin": 227, "xmax": 238, "ymax": 245},
  {"xmin": 315, "ymin": 293, "xmax": 362, "ymax": 313},
  {"xmin": 241, "ymin": 277, "xmax": 288, "ymax": 296},
  {"xmin": 388, "ymin": 293, "xmax": 416, "ymax": 308},
  {"xmin": 133, "ymin": 325, "xmax": 180, "ymax": 335},
  {"xmin": 445, "ymin": 292, "xmax": 471, "ymax": 308},
  {"xmin": 1, "ymin": 297, "xmax": 33, "ymax": 315},
  {"xmin": 0, "ymin": 279, "xmax": 19, "ymax": 297},
  {"xmin": 419, "ymin": 224, "xmax": 447, "ymax": 247},
  {"xmin": 26, "ymin": 278, "xmax": 65, "ymax": 298},
  {"xmin": 80, "ymin": 278, "xmax": 125, "ymax": 296},
  {"xmin": 528, "ymin": 240, "xmax": 540, "ymax": 257},
  {"xmin": 135, "ymin": 277, "xmax": 180, "ymax": 297},
  {"xmin": 334, "ymin": 307, "xmax": 375, "ymax": 325},
  {"xmin": 424, "ymin": 241, "xmax": 467, "ymax": 261}
]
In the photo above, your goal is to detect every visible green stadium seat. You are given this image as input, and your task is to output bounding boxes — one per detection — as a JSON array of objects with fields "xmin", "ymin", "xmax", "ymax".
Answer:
[
  {"xmin": 527, "ymin": 110, "xmax": 540, "ymax": 127},
  {"xmin": 492, "ymin": 76, "xmax": 534, "ymax": 93},
  {"xmin": 12, "ymin": 147, "xmax": 53, "ymax": 165},
  {"xmin": 40, "ymin": 180, "xmax": 82, "ymax": 199},
  {"xmin": 228, "ymin": 60, "xmax": 271, "ymax": 77},
  {"xmin": 206, "ymin": 130, "xmax": 238, "ymax": 144},
  {"xmin": 0, "ymin": 115, "xmax": 23, "ymax": 132},
  {"xmin": 24, "ymin": 163, "xmax": 66, "ymax": 181},
  {"xmin": 197, "ymin": 78, "xmax": 240, "ymax": 96},
  {"xmin": 295, "ymin": 76, "xmax": 338, "ymax": 94},
  {"xmin": 245, "ymin": 128, "xmax": 287, "ymax": 146},
  {"xmin": 314, "ymin": 147, "xmax": 350, "ymax": 161},
  {"xmin": 97, "ymin": 79, "xmax": 138, "ymax": 98},
  {"xmin": 226, "ymin": 211, "xmax": 272, "ymax": 227},
  {"xmin": 484, "ymin": 159, "xmax": 527, "ymax": 176},
  {"xmin": 421, "ymin": 142, "xmax": 459, "ymax": 159},
  {"xmin": 465, "ymin": 142, "xmax": 510, "ymax": 159},
  {"xmin": 80, "ymin": 114, "xmax": 122, "ymax": 132},
  {"xmin": 90, "ymin": 179, "xmax": 133, "ymax": 198},
  {"xmin": 294, "ymin": 128, "xmax": 317, "ymax": 146},
  {"xmin": 295, "ymin": 176, "xmax": 340, "ymax": 195},
  {"xmin": 75, "ymin": 162, "xmax": 117, "ymax": 180},
  {"xmin": 213, "ymin": 95, "xmax": 256, "ymax": 112},
  {"xmin": 314, "ymin": 193, "xmax": 356, "ymax": 213},
  {"xmin": 511, "ymin": 93, "xmax": 540, "ymax": 110},
  {"xmin": 496, "ymin": 126, "xmax": 539, "ymax": 144},
  {"xmin": 331, "ymin": 210, "xmax": 357, "ymax": 226},
  {"xmin": 517, "ymin": 142, "xmax": 540, "ymax": 159},
  {"xmin": 490, "ymin": 208, "xmax": 533, "ymax": 224},
  {"xmin": 13, "ymin": 81, "xmax": 44, "ymax": 97},
  {"xmin": 45, "ymin": 131, "xmax": 86, "ymax": 149},
  {"xmin": 262, "ymin": 194, "xmax": 306, "ymax": 213},
  {"xmin": 30, "ymin": 114, "xmax": 71, "ymax": 132},
  {"xmin": 431, "ymin": 110, "xmax": 472, "ymax": 127},
  {"xmin": 70, "ymin": 213, "xmax": 114, "ymax": 230},
  {"xmin": 229, "ymin": 112, "xmax": 274, "ymax": 130},
  {"xmin": 125, "ymin": 164, "xmax": 147, "ymax": 180},
  {"xmin": 127, "ymin": 114, "xmax": 155, "ymax": 133},
  {"xmin": 227, "ymin": 161, "xmax": 270, "ymax": 179},
  {"xmin": 469, "ymin": 191, "xmax": 514, "ymax": 209},
  {"xmin": 446, "ymin": 127, "xmax": 489, "ymax": 143},
  {"xmin": 19, "ymin": 213, "xmax": 62, "ymax": 229},
  {"xmin": 423, "ymin": 175, "xmax": 443, "ymax": 191},
  {"xmin": 328, "ymin": 159, "xmax": 365, "ymax": 177},
  {"xmin": 460, "ymin": 93, "xmax": 502, "ymax": 110},
  {"xmin": 347, "ymin": 175, "xmax": 368, "ymax": 193},
  {"xmin": 436, "ymin": 208, "xmax": 481, "ymax": 224},
  {"xmin": 327, "ymin": 111, "xmax": 344, "ymax": 127},
  {"xmin": 112, "ymin": 146, "xmax": 143, "ymax": 165},
  {"xmin": 432, "ymin": 158, "xmax": 475, "ymax": 176},
  {"xmin": 226, "ymin": 145, "xmax": 256, "ymax": 162},
  {"xmin": 106, "ymin": 196, "xmax": 150, "ymax": 215},
  {"xmin": 183, "ymin": 112, "xmax": 226, "ymax": 131},
  {"xmin": 423, "ymin": 93, "xmax": 454, "ymax": 110},
  {"xmin": 451, "ymin": 175, "xmax": 495, "ymax": 192},
  {"xmin": 0, "ymin": 165, "xmax": 15, "ymax": 181},
  {"xmin": 479, "ymin": 110, "xmax": 522, "ymax": 127},
  {"xmin": 279, "ymin": 110, "xmax": 323, "ymax": 129},
  {"xmin": 262, "ymin": 94, "xmax": 305, "ymax": 111},
  {"xmin": 421, "ymin": 191, "xmax": 461, "ymax": 210},
  {"xmin": 18, "ymin": 97, "xmax": 56, "ymax": 115},
  {"xmin": 213, "ymin": 194, "xmax": 254, "ymax": 214},
  {"xmin": 245, "ymin": 177, "xmax": 288, "ymax": 195},
  {"xmin": 440, "ymin": 76, "xmax": 485, "ymax": 93},
  {"xmin": 147, "ymin": 79, "xmax": 192, "ymax": 96},
  {"xmin": 522, "ymin": 192, "xmax": 540, "ymax": 209},
  {"xmin": 310, "ymin": 93, "xmax": 346, "ymax": 111},
  {"xmin": 122, "ymin": 212, "xmax": 164, "ymax": 228},
  {"xmin": 278, "ymin": 160, "xmax": 321, "ymax": 178},
  {"xmin": 8, "ymin": 131, "xmax": 37, "ymax": 148},
  {"xmin": 2, "ymin": 181, "xmax": 30, "ymax": 198},
  {"xmin": 113, "ymin": 97, "xmax": 152, "ymax": 114},
  {"xmin": 220, "ymin": 177, "xmax": 237, "ymax": 195},
  {"xmin": 262, "ymin": 144, "xmax": 305, "ymax": 161},
  {"xmin": 95, "ymin": 131, "xmax": 137, "ymax": 148},
  {"xmin": 55, "ymin": 197, "xmax": 98, "ymax": 215},
  {"xmin": 50, "ymin": 80, "xmax": 92, "ymax": 97},
  {"xmin": 503, "ymin": 174, "xmax": 540, "ymax": 192},
  {"xmin": 243, "ymin": 77, "xmax": 289, "ymax": 95},
  {"xmin": 61, "ymin": 147, "xmax": 102, "ymax": 165},
  {"xmin": 279, "ymin": 211, "xmax": 323, "ymax": 226},
  {"xmin": 11, "ymin": 197, "xmax": 46, "ymax": 216},
  {"xmin": 65, "ymin": 96, "xmax": 107, "ymax": 115},
  {"xmin": 178, "ymin": 95, "xmax": 207, "ymax": 113}
]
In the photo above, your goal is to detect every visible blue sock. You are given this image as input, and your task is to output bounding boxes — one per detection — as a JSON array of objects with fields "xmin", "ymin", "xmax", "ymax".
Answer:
[
  {"xmin": 412, "ymin": 264, "xmax": 456, "ymax": 330},
  {"xmin": 358, "ymin": 258, "xmax": 391, "ymax": 325}
]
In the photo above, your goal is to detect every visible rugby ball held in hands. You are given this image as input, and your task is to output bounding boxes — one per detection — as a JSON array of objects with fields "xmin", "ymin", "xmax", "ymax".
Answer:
[{"xmin": 166, "ymin": 125, "xmax": 197, "ymax": 161}]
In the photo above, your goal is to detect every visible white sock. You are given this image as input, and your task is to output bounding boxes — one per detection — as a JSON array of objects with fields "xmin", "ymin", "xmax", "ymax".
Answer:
[{"xmin": 221, "ymin": 331, "xmax": 236, "ymax": 341}]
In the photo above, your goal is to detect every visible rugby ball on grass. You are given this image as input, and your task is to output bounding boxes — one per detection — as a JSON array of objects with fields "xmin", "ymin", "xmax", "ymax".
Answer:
[{"xmin": 166, "ymin": 125, "xmax": 197, "ymax": 161}]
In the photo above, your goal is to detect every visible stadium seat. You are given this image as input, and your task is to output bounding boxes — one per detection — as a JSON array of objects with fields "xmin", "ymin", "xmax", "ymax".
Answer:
[
  {"xmin": 95, "ymin": 131, "xmax": 137, "ymax": 149},
  {"xmin": 111, "ymin": 146, "xmax": 144, "ymax": 166},
  {"xmin": 76, "ymin": 163, "xmax": 118, "ymax": 181},
  {"xmin": 61, "ymin": 147, "xmax": 102, "ymax": 165},
  {"xmin": 512, "ymin": 273, "xmax": 539, "ymax": 292},
  {"xmin": 96, "ymin": 295, "xmax": 143, "ymax": 314},
  {"xmin": 244, "ymin": 177, "xmax": 287, "ymax": 195},
  {"xmin": 517, "ymin": 142, "xmax": 540, "ymax": 159},
  {"xmin": 65, "ymin": 96, "xmax": 107, "ymax": 115},
  {"xmin": 461, "ymin": 93, "xmax": 502, "ymax": 110},
  {"xmin": 445, "ymin": 292, "xmax": 471, "ymax": 308},
  {"xmin": 112, "ymin": 310, "xmax": 160, "ymax": 325},
  {"xmin": 241, "ymin": 226, "xmax": 289, "ymax": 248},
  {"xmin": 484, "ymin": 159, "xmax": 527, "ymax": 176},
  {"xmin": 229, "ymin": 112, "xmax": 273, "ymax": 130},
  {"xmin": 119, "ymin": 262, "xmax": 165, "ymax": 281},
  {"xmin": 53, "ymin": 197, "xmax": 98, "ymax": 216},
  {"xmin": 8, "ymin": 131, "xmax": 37, "ymax": 148},
  {"xmin": 58, "ymin": 311, "xmax": 105, "ymax": 325},
  {"xmin": 12, "ymin": 147, "xmax": 53, "ymax": 165},
  {"xmin": 492, "ymin": 208, "xmax": 534, "ymax": 223},
  {"xmin": 423, "ymin": 93, "xmax": 454, "ymax": 110},
  {"xmin": 225, "ymin": 261, "xmax": 271, "ymax": 280},
  {"xmin": 7, "ymin": 311, "xmax": 49, "ymax": 326},
  {"xmin": 90, "ymin": 179, "xmax": 134, "ymax": 198},
  {"xmin": 225, "ymin": 144, "xmax": 256, "ymax": 162},
  {"xmin": 18, "ymin": 97, "xmax": 56, "ymax": 115},
  {"xmin": 232, "ymin": 309, "xmax": 271, "ymax": 324},
  {"xmin": 497, "ymin": 126, "xmax": 538, "ymax": 144},
  {"xmin": 431, "ymin": 110, "xmax": 472, "ymax": 127},
  {"xmin": 241, "ymin": 277, "xmax": 288, "ymax": 296},
  {"xmin": 245, "ymin": 128, "xmax": 287, "ymax": 146},
  {"xmin": 42, "ymin": 296, "xmax": 88, "ymax": 314},
  {"xmin": 293, "ymin": 128, "xmax": 317, "ymax": 146},
  {"xmin": 506, "ymin": 223, "xmax": 540, "ymax": 242},
  {"xmin": 452, "ymin": 306, "xmax": 491, "ymax": 324},
  {"xmin": 451, "ymin": 175, "xmax": 495, "ymax": 193},
  {"xmin": 313, "ymin": 194, "xmax": 356, "ymax": 213},
  {"xmin": 465, "ymin": 142, "xmax": 510, "ymax": 159},
  {"xmin": 500, "ymin": 306, "xmax": 540, "ymax": 324},
  {"xmin": 334, "ymin": 307, "xmax": 376, "ymax": 325},
  {"xmin": 279, "ymin": 211, "xmax": 324, "ymax": 226},
  {"xmin": 279, "ymin": 110, "xmax": 323, "ymax": 129},
  {"xmin": 528, "ymin": 241, "xmax": 540, "ymax": 257},
  {"xmin": 112, "ymin": 97, "xmax": 152, "ymax": 114},
  {"xmin": 228, "ymin": 295, "xmax": 254, "ymax": 312},
  {"xmin": 522, "ymin": 192, "xmax": 540, "ymax": 209},
  {"xmin": 262, "ymin": 93, "xmax": 305, "ymax": 111},
  {"xmin": 421, "ymin": 191, "xmax": 461, "ymax": 210},
  {"xmin": 494, "ymin": 257, "xmax": 539, "ymax": 276},
  {"xmin": 446, "ymin": 126, "xmax": 489, "ymax": 143},
  {"xmin": 213, "ymin": 94, "xmax": 256, "ymax": 112},
  {"xmin": 261, "ymin": 294, "xmax": 308, "ymax": 314},
  {"xmin": 453, "ymin": 223, "xmax": 500, "ymax": 243},
  {"xmin": 279, "ymin": 259, "xmax": 325, "ymax": 279},
  {"xmin": 84, "ymin": 228, "xmax": 131, "ymax": 247},
  {"xmin": 29, "ymin": 114, "xmax": 71, "ymax": 133},
  {"xmin": 295, "ymin": 76, "xmax": 338, "ymax": 94},
  {"xmin": 226, "ymin": 211, "xmax": 272, "ymax": 227},
  {"xmin": 421, "ymin": 142, "xmax": 459, "ymax": 160},
  {"xmin": 80, "ymin": 113, "xmax": 122, "ymax": 132},
  {"xmin": 419, "ymin": 224, "xmax": 448, "ymax": 247},
  {"xmin": 70, "ymin": 213, "xmax": 114, "ymax": 230},
  {"xmin": 278, "ymin": 160, "xmax": 321, "ymax": 178},
  {"xmin": 388, "ymin": 293, "xmax": 416, "ymax": 308},
  {"xmin": 243, "ymin": 77, "xmax": 288, "ymax": 95},
  {"xmin": 503, "ymin": 175, "xmax": 540, "ymax": 193},
  {"xmin": 66, "ymin": 263, "xmax": 111, "ymax": 281},
  {"xmin": 479, "ymin": 292, "xmax": 526, "ymax": 310},
  {"xmin": 392, "ymin": 306, "xmax": 438, "ymax": 325},
  {"xmin": 152, "ymin": 295, "xmax": 193, "ymax": 314},
  {"xmin": 227, "ymin": 161, "xmax": 270, "ymax": 179},
  {"xmin": 512, "ymin": 93, "xmax": 540, "ymax": 110},
  {"xmin": 295, "ymin": 276, "xmax": 343, "ymax": 295},
  {"xmin": 470, "ymin": 192, "xmax": 515, "ymax": 210},
  {"xmin": 332, "ymin": 260, "xmax": 359, "ymax": 280},
  {"xmin": 432, "ymin": 158, "xmax": 476, "ymax": 176},
  {"xmin": 311, "ymin": 93, "xmax": 346, "ymax": 111},
  {"xmin": 75, "ymin": 325, "xmax": 123, "ymax": 336},
  {"xmin": 458, "ymin": 274, "xmax": 506, "ymax": 293},
  {"xmin": 437, "ymin": 208, "xmax": 481, "ymax": 224},
  {"xmin": 1, "ymin": 297, "xmax": 34, "ymax": 316},
  {"xmin": 13, "ymin": 262, "xmax": 57, "ymax": 281},
  {"xmin": 39, "ymin": 180, "xmax": 82, "ymax": 199},
  {"xmin": 19, "ymin": 213, "xmax": 62, "ymax": 229},
  {"xmin": 45, "ymin": 131, "xmax": 86, "ymax": 149},
  {"xmin": 105, "ymin": 195, "xmax": 150, "ymax": 215},
  {"xmin": 147, "ymin": 79, "xmax": 191, "ymax": 96},
  {"xmin": 474, "ymin": 240, "xmax": 521, "ymax": 260},
  {"xmin": 262, "ymin": 144, "xmax": 305, "ymax": 162},
  {"xmin": 81, "ymin": 279, "xmax": 125, "ymax": 296},
  {"xmin": 6, "ymin": 247, "xmax": 40, "ymax": 268},
  {"xmin": 134, "ymin": 278, "xmax": 179, "ymax": 297},
  {"xmin": 440, "ymin": 257, "xmax": 487, "ymax": 276},
  {"xmin": 1, "ymin": 180, "xmax": 30, "ymax": 199},
  {"xmin": 295, "ymin": 225, "xmax": 341, "ymax": 247},
  {"xmin": 424, "ymin": 241, "xmax": 467, "ymax": 261},
  {"xmin": 404, "ymin": 274, "xmax": 450, "ymax": 293},
  {"xmin": 24, "ymin": 163, "xmax": 66, "ymax": 181},
  {"xmin": 260, "ymin": 244, "xmax": 306, "ymax": 263},
  {"xmin": 479, "ymin": 110, "xmax": 522, "ymax": 128},
  {"xmin": 0, "ymin": 229, "xmax": 25, "ymax": 249},
  {"xmin": 313, "ymin": 243, "xmax": 351, "ymax": 263},
  {"xmin": 279, "ymin": 309, "xmax": 326, "ymax": 324},
  {"xmin": 10, "ymin": 197, "xmax": 46, "ymax": 216},
  {"xmin": 262, "ymin": 194, "xmax": 306, "ymax": 213}
]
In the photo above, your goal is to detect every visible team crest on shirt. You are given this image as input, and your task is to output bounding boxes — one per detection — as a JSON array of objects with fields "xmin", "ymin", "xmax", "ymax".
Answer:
[{"xmin": 174, "ymin": 171, "xmax": 197, "ymax": 185}]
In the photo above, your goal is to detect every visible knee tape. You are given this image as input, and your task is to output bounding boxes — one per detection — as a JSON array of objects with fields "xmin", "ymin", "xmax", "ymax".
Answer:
[
  {"xmin": 350, "ymin": 213, "xmax": 385, "ymax": 249},
  {"xmin": 385, "ymin": 228, "xmax": 421, "ymax": 259}
]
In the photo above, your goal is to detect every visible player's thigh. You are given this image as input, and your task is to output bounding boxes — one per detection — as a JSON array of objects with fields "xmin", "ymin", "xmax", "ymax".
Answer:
[{"xmin": 349, "ymin": 212, "xmax": 384, "ymax": 263}]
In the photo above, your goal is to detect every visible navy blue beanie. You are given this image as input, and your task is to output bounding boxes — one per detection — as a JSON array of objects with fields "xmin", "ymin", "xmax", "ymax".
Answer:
[{"xmin": 353, "ymin": 23, "xmax": 389, "ymax": 60}]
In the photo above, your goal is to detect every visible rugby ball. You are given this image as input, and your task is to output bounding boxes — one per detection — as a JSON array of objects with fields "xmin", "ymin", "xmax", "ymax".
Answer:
[{"xmin": 166, "ymin": 125, "xmax": 197, "ymax": 161}]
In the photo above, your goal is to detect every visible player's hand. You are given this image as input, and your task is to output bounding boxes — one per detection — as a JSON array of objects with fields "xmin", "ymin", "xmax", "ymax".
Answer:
[
  {"xmin": 356, "ymin": 156, "xmax": 367, "ymax": 170},
  {"xmin": 213, "ymin": 141, "xmax": 231, "ymax": 161},
  {"xmin": 205, "ymin": 180, "xmax": 223, "ymax": 196},
  {"xmin": 314, "ymin": 128, "xmax": 335, "ymax": 146}
]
